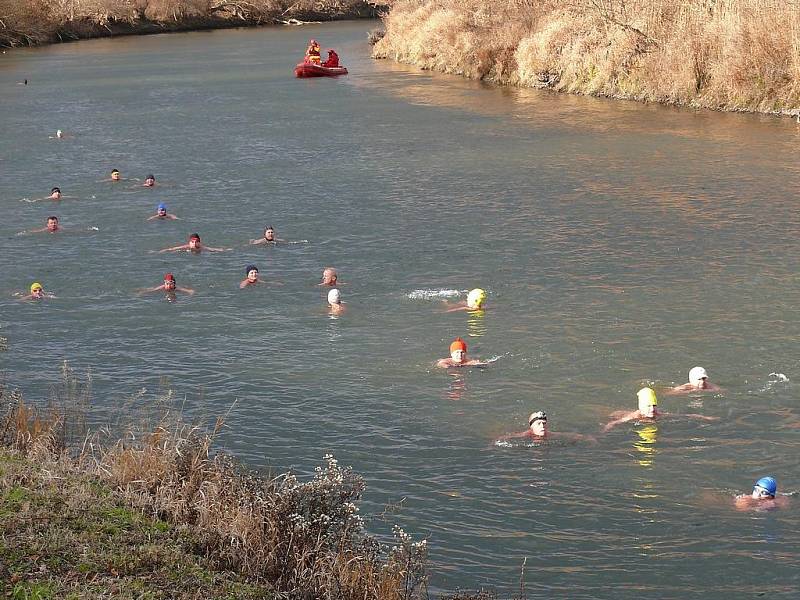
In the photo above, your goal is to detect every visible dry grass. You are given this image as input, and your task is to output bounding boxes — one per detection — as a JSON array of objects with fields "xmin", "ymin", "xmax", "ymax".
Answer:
[
  {"xmin": 373, "ymin": 0, "xmax": 800, "ymax": 114},
  {"xmin": 0, "ymin": 370, "xmax": 429, "ymax": 599},
  {"xmin": 0, "ymin": 0, "xmax": 384, "ymax": 47}
]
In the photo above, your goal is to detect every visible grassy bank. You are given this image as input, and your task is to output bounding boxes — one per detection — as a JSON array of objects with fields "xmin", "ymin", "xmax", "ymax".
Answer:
[
  {"xmin": 373, "ymin": 0, "xmax": 800, "ymax": 115},
  {"xmin": 0, "ymin": 0, "xmax": 384, "ymax": 48},
  {"xmin": 0, "ymin": 369, "xmax": 432, "ymax": 599}
]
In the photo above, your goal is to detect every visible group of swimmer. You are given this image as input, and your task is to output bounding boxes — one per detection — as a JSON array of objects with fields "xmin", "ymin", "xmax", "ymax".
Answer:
[
  {"xmin": 14, "ymin": 167, "xmax": 346, "ymax": 314},
  {"xmin": 434, "ymin": 288, "xmax": 788, "ymax": 512},
  {"xmin": 19, "ymin": 136, "xmax": 787, "ymax": 514}
]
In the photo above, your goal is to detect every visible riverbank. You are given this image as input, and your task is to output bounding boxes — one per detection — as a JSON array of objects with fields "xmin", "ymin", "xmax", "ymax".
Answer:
[
  {"xmin": 0, "ymin": 369, "xmax": 433, "ymax": 600},
  {"xmin": 0, "ymin": 0, "xmax": 385, "ymax": 48},
  {"xmin": 372, "ymin": 0, "xmax": 800, "ymax": 116}
]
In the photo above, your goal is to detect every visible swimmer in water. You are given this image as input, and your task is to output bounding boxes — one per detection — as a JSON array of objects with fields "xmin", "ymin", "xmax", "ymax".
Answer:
[
  {"xmin": 444, "ymin": 288, "xmax": 487, "ymax": 312},
  {"xmin": 734, "ymin": 476, "xmax": 790, "ymax": 511},
  {"xmin": 319, "ymin": 267, "xmax": 339, "ymax": 286},
  {"xmin": 240, "ymin": 265, "xmax": 263, "ymax": 288},
  {"xmin": 436, "ymin": 337, "xmax": 490, "ymax": 368},
  {"xmin": 249, "ymin": 225, "xmax": 284, "ymax": 245},
  {"xmin": 138, "ymin": 273, "xmax": 195, "ymax": 296},
  {"xmin": 497, "ymin": 411, "xmax": 596, "ymax": 444},
  {"xmin": 147, "ymin": 203, "xmax": 179, "ymax": 221},
  {"xmin": 142, "ymin": 174, "xmax": 156, "ymax": 187},
  {"xmin": 159, "ymin": 233, "xmax": 231, "ymax": 254},
  {"xmin": 327, "ymin": 288, "xmax": 346, "ymax": 315},
  {"xmin": 20, "ymin": 216, "xmax": 61, "ymax": 234},
  {"xmin": 665, "ymin": 366, "xmax": 723, "ymax": 395},
  {"xmin": 15, "ymin": 282, "xmax": 56, "ymax": 301},
  {"xmin": 603, "ymin": 387, "xmax": 717, "ymax": 432}
]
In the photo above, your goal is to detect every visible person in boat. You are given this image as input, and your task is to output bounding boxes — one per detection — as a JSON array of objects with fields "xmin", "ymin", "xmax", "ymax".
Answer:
[
  {"xmin": 436, "ymin": 337, "xmax": 489, "ymax": 368},
  {"xmin": 159, "ymin": 233, "xmax": 230, "ymax": 254},
  {"xmin": 444, "ymin": 288, "xmax": 487, "ymax": 312},
  {"xmin": 497, "ymin": 411, "xmax": 595, "ymax": 444},
  {"xmin": 602, "ymin": 387, "xmax": 717, "ymax": 432},
  {"xmin": 147, "ymin": 203, "xmax": 179, "ymax": 221},
  {"xmin": 319, "ymin": 267, "xmax": 339, "ymax": 286},
  {"xmin": 250, "ymin": 225, "xmax": 283, "ymax": 245},
  {"xmin": 139, "ymin": 273, "xmax": 194, "ymax": 297},
  {"xmin": 322, "ymin": 49, "xmax": 339, "ymax": 68},
  {"xmin": 327, "ymin": 288, "xmax": 346, "ymax": 315},
  {"xmin": 664, "ymin": 366, "xmax": 723, "ymax": 395},
  {"xmin": 734, "ymin": 476, "xmax": 790, "ymax": 511},
  {"xmin": 305, "ymin": 39, "xmax": 321, "ymax": 64}
]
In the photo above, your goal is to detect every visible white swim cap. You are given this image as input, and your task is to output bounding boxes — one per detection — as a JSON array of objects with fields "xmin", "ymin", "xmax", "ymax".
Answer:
[
  {"xmin": 327, "ymin": 288, "xmax": 341, "ymax": 304},
  {"xmin": 467, "ymin": 288, "xmax": 486, "ymax": 308},
  {"xmin": 688, "ymin": 366, "xmax": 708, "ymax": 384}
]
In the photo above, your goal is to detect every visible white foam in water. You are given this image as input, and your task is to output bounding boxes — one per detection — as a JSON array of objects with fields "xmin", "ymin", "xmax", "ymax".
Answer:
[
  {"xmin": 768, "ymin": 372, "xmax": 789, "ymax": 382},
  {"xmin": 407, "ymin": 289, "xmax": 463, "ymax": 300}
]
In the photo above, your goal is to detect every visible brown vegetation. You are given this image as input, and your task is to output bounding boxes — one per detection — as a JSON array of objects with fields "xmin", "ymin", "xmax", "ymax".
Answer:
[
  {"xmin": 0, "ymin": 367, "xmax": 429, "ymax": 599},
  {"xmin": 373, "ymin": 0, "xmax": 800, "ymax": 114},
  {"xmin": 0, "ymin": 0, "xmax": 385, "ymax": 47}
]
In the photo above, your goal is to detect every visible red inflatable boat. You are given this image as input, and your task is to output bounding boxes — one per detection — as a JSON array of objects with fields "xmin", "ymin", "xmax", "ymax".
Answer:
[{"xmin": 294, "ymin": 62, "xmax": 348, "ymax": 78}]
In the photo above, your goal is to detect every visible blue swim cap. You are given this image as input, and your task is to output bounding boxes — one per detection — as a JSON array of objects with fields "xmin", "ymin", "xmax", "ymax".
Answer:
[
  {"xmin": 754, "ymin": 476, "xmax": 777, "ymax": 496},
  {"xmin": 157, "ymin": 203, "xmax": 167, "ymax": 211}
]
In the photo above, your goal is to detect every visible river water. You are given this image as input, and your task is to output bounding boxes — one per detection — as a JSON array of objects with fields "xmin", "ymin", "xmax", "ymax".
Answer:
[{"xmin": 3, "ymin": 21, "xmax": 800, "ymax": 597}]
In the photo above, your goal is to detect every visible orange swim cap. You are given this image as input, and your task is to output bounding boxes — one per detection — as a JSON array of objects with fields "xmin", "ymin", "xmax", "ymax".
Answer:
[{"xmin": 449, "ymin": 337, "xmax": 467, "ymax": 353}]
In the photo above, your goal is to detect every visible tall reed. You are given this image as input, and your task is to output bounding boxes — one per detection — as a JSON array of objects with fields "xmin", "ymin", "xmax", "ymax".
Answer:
[{"xmin": 374, "ymin": 0, "xmax": 800, "ymax": 113}]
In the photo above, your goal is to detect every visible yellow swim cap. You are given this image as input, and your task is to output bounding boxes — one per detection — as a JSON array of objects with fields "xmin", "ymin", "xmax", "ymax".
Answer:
[
  {"xmin": 467, "ymin": 288, "xmax": 486, "ymax": 309},
  {"xmin": 637, "ymin": 387, "xmax": 658, "ymax": 407},
  {"xmin": 30, "ymin": 282, "xmax": 43, "ymax": 293}
]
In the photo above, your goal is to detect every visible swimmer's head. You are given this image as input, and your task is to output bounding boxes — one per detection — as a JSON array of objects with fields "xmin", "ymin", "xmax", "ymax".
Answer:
[
  {"xmin": 466, "ymin": 288, "xmax": 487, "ymax": 309},
  {"xmin": 246, "ymin": 265, "xmax": 259, "ymax": 281},
  {"xmin": 752, "ymin": 476, "xmax": 777, "ymax": 499},
  {"xmin": 528, "ymin": 411, "xmax": 548, "ymax": 436},
  {"xmin": 157, "ymin": 203, "xmax": 167, "ymax": 215},
  {"xmin": 46, "ymin": 216, "xmax": 59, "ymax": 231},
  {"xmin": 51, "ymin": 187, "xmax": 61, "ymax": 198},
  {"xmin": 144, "ymin": 174, "xmax": 155, "ymax": 186},
  {"xmin": 56, "ymin": 129, "xmax": 63, "ymax": 138},
  {"xmin": 328, "ymin": 288, "xmax": 341, "ymax": 305},
  {"xmin": 164, "ymin": 273, "xmax": 176, "ymax": 290},
  {"xmin": 449, "ymin": 337, "xmax": 467, "ymax": 363},
  {"xmin": 111, "ymin": 169, "xmax": 120, "ymax": 180},
  {"xmin": 264, "ymin": 225, "xmax": 275, "ymax": 240},
  {"xmin": 310, "ymin": 39, "xmax": 318, "ymax": 45},
  {"xmin": 637, "ymin": 387, "xmax": 658, "ymax": 417},
  {"xmin": 688, "ymin": 366, "xmax": 709, "ymax": 386},
  {"xmin": 30, "ymin": 282, "xmax": 43, "ymax": 296},
  {"xmin": 188, "ymin": 233, "xmax": 201, "ymax": 249},
  {"xmin": 322, "ymin": 267, "xmax": 337, "ymax": 285}
]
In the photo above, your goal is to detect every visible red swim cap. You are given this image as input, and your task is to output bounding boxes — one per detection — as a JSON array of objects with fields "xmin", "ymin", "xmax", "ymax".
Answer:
[
  {"xmin": 164, "ymin": 273, "xmax": 175, "ymax": 281},
  {"xmin": 449, "ymin": 337, "xmax": 467, "ymax": 353}
]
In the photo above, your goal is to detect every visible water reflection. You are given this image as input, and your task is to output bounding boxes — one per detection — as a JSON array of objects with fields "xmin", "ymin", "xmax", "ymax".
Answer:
[
  {"xmin": 466, "ymin": 308, "xmax": 486, "ymax": 338},
  {"xmin": 633, "ymin": 423, "xmax": 659, "ymax": 468},
  {"xmin": 443, "ymin": 371, "xmax": 467, "ymax": 402}
]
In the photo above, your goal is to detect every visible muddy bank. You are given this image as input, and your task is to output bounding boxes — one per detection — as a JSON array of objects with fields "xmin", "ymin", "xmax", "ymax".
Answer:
[
  {"xmin": 372, "ymin": 0, "xmax": 800, "ymax": 117},
  {"xmin": 0, "ymin": 0, "xmax": 385, "ymax": 48}
]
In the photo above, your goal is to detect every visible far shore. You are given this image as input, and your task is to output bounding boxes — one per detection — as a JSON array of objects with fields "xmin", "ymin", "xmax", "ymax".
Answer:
[
  {"xmin": 372, "ymin": 0, "xmax": 800, "ymax": 119},
  {"xmin": 0, "ymin": 0, "xmax": 386, "ymax": 49}
]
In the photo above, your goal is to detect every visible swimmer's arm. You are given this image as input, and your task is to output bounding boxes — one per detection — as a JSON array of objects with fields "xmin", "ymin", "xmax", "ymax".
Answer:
[
  {"xmin": 444, "ymin": 305, "xmax": 470, "ymax": 313},
  {"xmin": 268, "ymin": 280, "xmax": 284, "ymax": 286},
  {"xmin": 204, "ymin": 246, "xmax": 231, "ymax": 252},
  {"xmin": 158, "ymin": 245, "xmax": 188, "ymax": 253},
  {"xmin": 137, "ymin": 286, "xmax": 164, "ymax": 295},
  {"xmin": 239, "ymin": 280, "xmax": 250, "ymax": 289},
  {"xmin": 249, "ymin": 239, "xmax": 267, "ymax": 245},
  {"xmin": 497, "ymin": 430, "xmax": 530, "ymax": 442},
  {"xmin": 177, "ymin": 286, "xmax": 195, "ymax": 295},
  {"xmin": 683, "ymin": 413, "xmax": 719, "ymax": 422},
  {"xmin": 466, "ymin": 359, "xmax": 490, "ymax": 366},
  {"xmin": 167, "ymin": 214, "xmax": 179, "ymax": 220},
  {"xmin": 602, "ymin": 412, "xmax": 637, "ymax": 432},
  {"xmin": 146, "ymin": 215, "xmax": 159, "ymax": 221},
  {"xmin": 556, "ymin": 431, "xmax": 598, "ymax": 444},
  {"xmin": 435, "ymin": 359, "xmax": 452, "ymax": 368}
]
